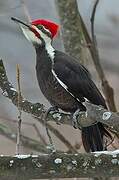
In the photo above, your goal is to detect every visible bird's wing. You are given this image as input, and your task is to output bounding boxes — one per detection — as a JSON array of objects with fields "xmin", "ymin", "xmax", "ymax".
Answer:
[{"xmin": 53, "ymin": 51, "xmax": 106, "ymax": 107}]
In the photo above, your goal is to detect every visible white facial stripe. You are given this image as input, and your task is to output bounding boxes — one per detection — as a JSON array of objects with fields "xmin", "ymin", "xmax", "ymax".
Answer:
[
  {"xmin": 32, "ymin": 25, "xmax": 51, "ymax": 43},
  {"xmin": 33, "ymin": 25, "xmax": 55, "ymax": 60},
  {"xmin": 32, "ymin": 25, "xmax": 51, "ymax": 35},
  {"xmin": 42, "ymin": 26, "xmax": 51, "ymax": 34},
  {"xmin": 19, "ymin": 25, "xmax": 41, "ymax": 45}
]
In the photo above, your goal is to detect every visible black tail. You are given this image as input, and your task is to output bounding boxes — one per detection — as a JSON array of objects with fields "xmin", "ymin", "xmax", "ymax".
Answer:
[{"xmin": 81, "ymin": 122, "xmax": 111, "ymax": 152}]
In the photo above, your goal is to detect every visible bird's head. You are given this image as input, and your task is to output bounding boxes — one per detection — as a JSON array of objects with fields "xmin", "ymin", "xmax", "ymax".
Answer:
[{"xmin": 11, "ymin": 17, "xmax": 59, "ymax": 46}]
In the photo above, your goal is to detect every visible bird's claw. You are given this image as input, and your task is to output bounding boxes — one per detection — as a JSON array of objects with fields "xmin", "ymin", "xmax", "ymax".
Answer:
[
  {"xmin": 71, "ymin": 109, "xmax": 82, "ymax": 130},
  {"xmin": 49, "ymin": 107, "xmax": 62, "ymax": 125}
]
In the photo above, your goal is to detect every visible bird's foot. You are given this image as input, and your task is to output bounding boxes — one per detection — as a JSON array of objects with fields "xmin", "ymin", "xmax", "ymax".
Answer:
[
  {"xmin": 47, "ymin": 106, "xmax": 61, "ymax": 125},
  {"xmin": 44, "ymin": 106, "xmax": 58, "ymax": 119},
  {"xmin": 71, "ymin": 109, "xmax": 82, "ymax": 130}
]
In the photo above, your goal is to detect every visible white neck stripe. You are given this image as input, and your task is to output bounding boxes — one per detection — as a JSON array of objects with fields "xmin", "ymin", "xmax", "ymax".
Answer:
[{"xmin": 33, "ymin": 25, "xmax": 55, "ymax": 61}]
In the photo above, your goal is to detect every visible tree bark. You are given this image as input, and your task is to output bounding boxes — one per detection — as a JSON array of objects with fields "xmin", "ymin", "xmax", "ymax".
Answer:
[
  {"xmin": 55, "ymin": 0, "xmax": 90, "ymax": 65},
  {"xmin": 0, "ymin": 151, "xmax": 118, "ymax": 179}
]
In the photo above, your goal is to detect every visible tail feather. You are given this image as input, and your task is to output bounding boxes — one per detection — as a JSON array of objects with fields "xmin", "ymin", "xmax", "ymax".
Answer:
[
  {"xmin": 82, "ymin": 127, "xmax": 94, "ymax": 152},
  {"xmin": 91, "ymin": 124, "xmax": 103, "ymax": 151},
  {"xmin": 81, "ymin": 123, "xmax": 111, "ymax": 152}
]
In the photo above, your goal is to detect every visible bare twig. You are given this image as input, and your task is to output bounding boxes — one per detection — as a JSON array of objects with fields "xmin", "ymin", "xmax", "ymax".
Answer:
[
  {"xmin": 16, "ymin": 64, "xmax": 23, "ymax": 154},
  {"xmin": 111, "ymin": 141, "xmax": 119, "ymax": 149},
  {"xmin": 43, "ymin": 108, "xmax": 56, "ymax": 152},
  {"xmin": 90, "ymin": 0, "xmax": 117, "ymax": 112},
  {"xmin": 0, "ymin": 60, "xmax": 77, "ymax": 152},
  {"xmin": 45, "ymin": 123, "xmax": 78, "ymax": 153},
  {"xmin": 32, "ymin": 123, "xmax": 47, "ymax": 146},
  {"xmin": 0, "ymin": 115, "xmax": 78, "ymax": 153},
  {"xmin": 35, "ymin": 115, "xmax": 78, "ymax": 153},
  {"xmin": 106, "ymin": 135, "xmax": 116, "ymax": 149},
  {"xmin": 0, "ymin": 125, "xmax": 49, "ymax": 153},
  {"xmin": 91, "ymin": 0, "xmax": 99, "ymax": 44},
  {"xmin": 0, "ymin": 116, "xmax": 47, "ymax": 146},
  {"xmin": 20, "ymin": 0, "xmax": 31, "ymax": 22}
]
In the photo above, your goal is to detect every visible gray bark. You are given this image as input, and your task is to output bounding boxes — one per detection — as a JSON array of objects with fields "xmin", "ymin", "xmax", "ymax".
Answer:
[
  {"xmin": 55, "ymin": 0, "xmax": 90, "ymax": 65},
  {"xmin": 0, "ymin": 152, "xmax": 118, "ymax": 179}
]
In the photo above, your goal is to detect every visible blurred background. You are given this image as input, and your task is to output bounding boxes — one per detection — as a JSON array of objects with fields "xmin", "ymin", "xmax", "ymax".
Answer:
[{"xmin": 0, "ymin": 0, "xmax": 119, "ymax": 157}]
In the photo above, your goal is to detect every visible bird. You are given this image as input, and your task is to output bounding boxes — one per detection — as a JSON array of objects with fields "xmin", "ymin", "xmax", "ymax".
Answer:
[{"xmin": 11, "ymin": 17, "xmax": 112, "ymax": 152}]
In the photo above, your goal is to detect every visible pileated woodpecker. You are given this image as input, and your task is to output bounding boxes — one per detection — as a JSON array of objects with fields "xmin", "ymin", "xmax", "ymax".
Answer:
[{"xmin": 11, "ymin": 17, "xmax": 111, "ymax": 152}]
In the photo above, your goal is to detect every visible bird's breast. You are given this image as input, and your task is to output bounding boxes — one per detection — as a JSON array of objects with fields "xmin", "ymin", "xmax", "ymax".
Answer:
[{"xmin": 36, "ymin": 64, "xmax": 79, "ymax": 112}]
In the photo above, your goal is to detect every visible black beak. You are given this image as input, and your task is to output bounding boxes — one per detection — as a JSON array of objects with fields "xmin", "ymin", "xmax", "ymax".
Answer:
[{"xmin": 11, "ymin": 17, "xmax": 31, "ymax": 29}]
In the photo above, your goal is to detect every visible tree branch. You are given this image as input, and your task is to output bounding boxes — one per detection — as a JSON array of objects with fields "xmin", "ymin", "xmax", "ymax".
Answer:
[
  {"xmin": 0, "ymin": 151, "xmax": 118, "ymax": 179},
  {"xmin": 0, "ymin": 60, "xmax": 70, "ymax": 124},
  {"xmin": 0, "ymin": 59, "xmax": 119, "ymax": 135},
  {"xmin": 35, "ymin": 116, "xmax": 78, "ymax": 153},
  {"xmin": 0, "ymin": 59, "xmax": 78, "ymax": 152},
  {"xmin": 90, "ymin": 0, "xmax": 117, "ymax": 112},
  {"xmin": 55, "ymin": 0, "xmax": 89, "ymax": 65},
  {"xmin": 82, "ymin": 101, "xmax": 119, "ymax": 134},
  {"xmin": 0, "ymin": 126, "xmax": 49, "ymax": 154},
  {"xmin": 0, "ymin": 116, "xmax": 48, "ymax": 146}
]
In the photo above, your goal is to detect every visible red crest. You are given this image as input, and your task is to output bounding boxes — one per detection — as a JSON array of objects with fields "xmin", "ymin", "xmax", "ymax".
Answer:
[{"xmin": 32, "ymin": 19, "xmax": 59, "ymax": 38}]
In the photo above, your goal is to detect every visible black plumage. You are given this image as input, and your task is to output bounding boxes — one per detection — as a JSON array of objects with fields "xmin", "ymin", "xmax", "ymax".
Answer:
[
  {"xmin": 36, "ymin": 47, "xmax": 111, "ymax": 152},
  {"xmin": 11, "ymin": 17, "xmax": 112, "ymax": 152}
]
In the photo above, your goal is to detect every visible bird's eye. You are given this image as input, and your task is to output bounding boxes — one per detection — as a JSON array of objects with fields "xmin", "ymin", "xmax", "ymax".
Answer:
[
  {"xmin": 37, "ymin": 25, "xmax": 44, "ymax": 30},
  {"xmin": 36, "ymin": 24, "xmax": 52, "ymax": 38}
]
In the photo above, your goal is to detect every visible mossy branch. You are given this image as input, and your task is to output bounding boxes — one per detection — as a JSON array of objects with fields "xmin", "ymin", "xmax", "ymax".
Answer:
[
  {"xmin": 0, "ymin": 59, "xmax": 119, "ymax": 135},
  {"xmin": 0, "ymin": 151, "xmax": 119, "ymax": 179}
]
